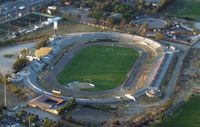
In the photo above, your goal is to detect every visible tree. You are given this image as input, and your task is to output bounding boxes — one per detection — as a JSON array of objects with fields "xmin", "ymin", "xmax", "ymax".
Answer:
[
  {"xmin": 113, "ymin": 4, "xmax": 128, "ymax": 13},
  {"xmin": 141, "ymin": 21, "xmax": 149, "ymax": 30},
  {"xmin": 140, "ymin": 30, "xmax": 146, "ymax": 36},
  {"xmin": 120, "ymin": 19, "xmax": 127, "ymax": 32},
  {"xmin": 138, "ymin": 0, "xmax": 145, "ymax": 5},
  {"xmin": 42, "ymin": 118, "xmax": 54, "ymax": 127},
  {"xmin": 94, "ymin": 12, "xmax": 103, "ymax": 23},
  {"xmin": 19, "ymin": 48, "xmax": 30, "ymax": 59},
  {"xmin": 107, "ymin": 18, "xmax": 114, "ymax": 26},
  {"xmin": 57, "ymin": 98, "xmax": 76, "ymax": 115},
  {"xmin": 122, "ymin": 11, "xmax": 133, "ymax": 21},
  {"xmin": 35, "ymin": 36, "xmax": 49, "ymax": 49},
  {"xmin": 0, "ymin": 105, "xmax": 2, "ymax": 115},
  {"xmin": 137, "ymin": 0, "xmax": 145, "ymax": 11},
  {"xmin": 167, "ymin": 43, "xmax": 170, "ymax": 49},
  {"xmin": 13, "ymin": 58, "xmax": 29, "ymax": 72},
  {"xmin": 155, "ymin": 32, "xmax": 165, "ymax": 41}
]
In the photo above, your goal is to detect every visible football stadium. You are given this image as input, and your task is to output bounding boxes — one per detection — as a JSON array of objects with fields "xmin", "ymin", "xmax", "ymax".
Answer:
[{"xmin": 25, "ymin": 32, "xmax": 175, "ymax": 101}]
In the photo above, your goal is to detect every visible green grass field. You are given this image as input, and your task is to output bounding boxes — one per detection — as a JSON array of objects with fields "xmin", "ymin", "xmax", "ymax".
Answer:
[
  {"xmin": 157, "ymin": 96, "xmax": 200, "ymax": 127},
  {"xmin": 57, "ymin": 45, "xmax": 139, "ymax": 91},
  {"xmin": 164, "ymin": 0, "xmax": 200, "ymax": 21}
]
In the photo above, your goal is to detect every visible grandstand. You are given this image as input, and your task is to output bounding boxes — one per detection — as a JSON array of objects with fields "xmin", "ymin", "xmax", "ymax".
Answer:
[{"xmin": 150, "ymin": 52, "xmax": 174, "ymax": 88}]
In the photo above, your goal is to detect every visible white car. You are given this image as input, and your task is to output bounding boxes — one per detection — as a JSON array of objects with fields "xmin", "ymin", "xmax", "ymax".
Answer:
[
  {"xmin": 25, "ymin": 29, "xmax": 33, "ymax": 33},
  {"xmin": 33, "ymin": 25, "xmax": 39, "ymax": 30},
  {"xmin": 19, "ymin": 29, "xmax": 27, "ymax": 33},
  {"xmin": 19, "ymin": 6, "xmax": 25, "ymax": 10}
]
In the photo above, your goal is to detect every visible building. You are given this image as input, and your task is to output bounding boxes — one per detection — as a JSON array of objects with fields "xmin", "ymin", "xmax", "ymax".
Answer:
[
  {"xmin": 146, "ymin": 87, "xmax": 161, "ymax": 98},
  {"xmin": 34, "ymin": 47, "xmax": 52, "ymax": 59},
  {"xmin": 27, "ymin": 94, "xmax": 64, "ymax": 115},
  {"xmin": 120, "ymin": 0, "xmax": 160, "ymax": 5}
]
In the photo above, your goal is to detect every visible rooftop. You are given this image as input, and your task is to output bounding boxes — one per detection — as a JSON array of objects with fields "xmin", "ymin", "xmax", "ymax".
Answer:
[
  {"xmin": 27, "ymin": 94, "xmax": 64, "ymax": 109},
  {"xmin": 34, "ymin": 47, "xmax": 52, "ymax": 58}
]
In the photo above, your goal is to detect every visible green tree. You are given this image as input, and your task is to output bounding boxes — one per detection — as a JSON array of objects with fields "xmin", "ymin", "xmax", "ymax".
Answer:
[
  {"xmin": 141, "ymin": 21, "xmax": 149, "ymax": 30},
  {"xmin": 94, "ymin": 12, "xmax": 103, "ymax": 23},
  {"xmin": 137, "ymin": 0, "xmax": 145, "ymax": 11},
  {"xmin": 19, "ymin": 48, "xmax": 30, "ymax": 59},
  {"xmin": 113, "ymin": 4, "xmax": 128, "ymax": 13},
  {"xmin": 0, "ymin": 105, "xmax": 2, "ymax": 115},
  {"xmin": 13, "ymin": 58, "xmax": 29, "ymax": 72},
  {"xmin": 35, "ymin": 36, "xmax": 49, "ymax": 49},
  {"xmin": 42, "ymin": 118, "xmax": 54, "ymax": 127},
  {"xmin": 155, "ymin": 32, "xmax": 165, "ymax": 41},
  {"xmin": 57, "ymin": 98, "xmax": 76, "ymax": 115},
  {"xmin": 120, "ymin": 19, "xmax": 127, "ymax": 32},
  {"xmin": 122, "ymin": 11, "xmax": 133, "ymax": 21}
]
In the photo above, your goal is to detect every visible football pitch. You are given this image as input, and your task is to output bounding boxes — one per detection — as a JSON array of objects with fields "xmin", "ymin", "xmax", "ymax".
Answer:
[
  {"xmin": 57, "ymin": 45, "xmax": 139, "ymax": 91},
  {"xmin": 157, "ymin": 96, "xmax": 200, "ymax": 127},
  {"xmin": 164, "ymin": 0, "xmax": 200, "ymax": 21}
]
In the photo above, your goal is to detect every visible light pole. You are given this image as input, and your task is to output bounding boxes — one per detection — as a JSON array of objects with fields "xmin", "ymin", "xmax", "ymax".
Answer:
[
  {"xmin": 28, "ymin": 116, "xmax": 31, "ymax": 127},
  {"xmin": 0, "ymin": 76, "xmax": 7, "ymax": 108},
  {"xmin": 4, "ymin": 82, "xmax": 6, "ymax": 108}
]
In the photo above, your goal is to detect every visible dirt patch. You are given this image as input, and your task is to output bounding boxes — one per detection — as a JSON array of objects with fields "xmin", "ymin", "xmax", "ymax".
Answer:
[
  {"xmin": 180, "ymin": 48, "xmax": 200, "ymax": 89},
  {"xmin": 71, "ymin": 107, "xmax": 111, "ymax": 123},
  {"xmin": 195, "ymin": 22, "xmax": 200, "ymax": 30},
  {"xmin": 172, "ymin": 48, "xmax": 200, "ymax": 103},
  {"xmin": 0, "ymin": 42, "xmax": 35, "ymax": 75}
]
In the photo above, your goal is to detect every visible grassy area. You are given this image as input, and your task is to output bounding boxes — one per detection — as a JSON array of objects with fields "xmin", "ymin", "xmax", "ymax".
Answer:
[
  {"xmin": 22, "ymin": 19, "xmax": 103, "ymax": 41},
  {"xmin": 3, "ymin": 54, "xmax": 14, "ymax": 58},
  {"xmin": 157, "ymin": 96, "xmax": 200, "ymax": 127},
  {"xmin": 57, "ymin": 45, "xmax": 139, "ymax": 91},
  {"xmin": 55, "ymin": 20, "xmax": 104, "ymax": 34},
  {"xmin": 163, "ymin": 0, "xmax": 200, "ymax": 21}
]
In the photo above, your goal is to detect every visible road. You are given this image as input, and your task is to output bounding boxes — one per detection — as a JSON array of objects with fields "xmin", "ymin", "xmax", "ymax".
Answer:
[{"xmin": 162, "ymin": 41, "xmax": 190, "ymax": 101}]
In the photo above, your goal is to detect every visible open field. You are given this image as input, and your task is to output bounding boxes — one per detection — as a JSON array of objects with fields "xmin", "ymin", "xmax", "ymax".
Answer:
[
  {"xmin": 21, "ymin": 19, "xmax": 103, "ymax": 40},
  {"xmin": 41, "ymin": 19, "xmax": 103, "ymax": 35},
  {"xmin": 157, "ymin": 96, "xmax": 200, "ymax": 127},
  {"xmin": 163, "ymin": 0, "xmax": 200, "ymax": 21},
  {"xmin": 57, "ymin": 45, "xmax": 139, "ymax": 91}
]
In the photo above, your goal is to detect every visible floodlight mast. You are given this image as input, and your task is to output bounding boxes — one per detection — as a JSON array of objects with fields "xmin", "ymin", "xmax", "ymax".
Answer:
[{"xmin": 53, "ymin": 21, "xmax": 58, "ymax": 36}]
